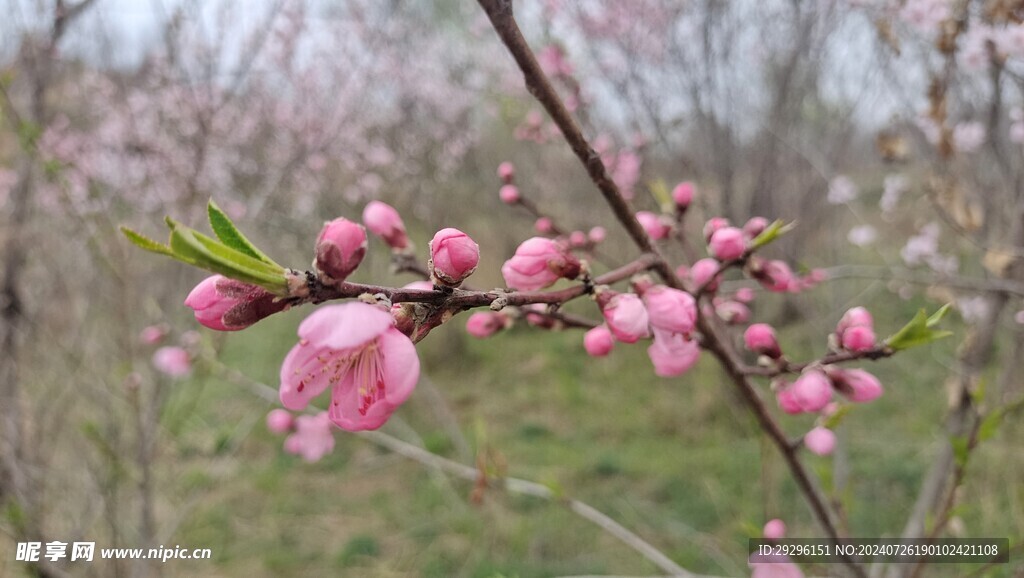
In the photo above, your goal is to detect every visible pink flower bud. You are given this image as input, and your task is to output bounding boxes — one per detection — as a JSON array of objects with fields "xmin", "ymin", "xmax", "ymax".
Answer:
[
  {"xmin": 791, "ymin": 369, "xmax": 833, "ymax": 412},
  {"xmin": 709, "ymin": 227, "xmax": 746, "ymax": 261},
  {"xmin": 185, "ymin": 275, "xmax": 288, "ymax": 331},
  {"xmin": 642, "ymin": 285, "xmax": 697, "ymax": 335},
  {"xmin": 534, "ymin": 217, "xmax": 554, "ymax": 234},
  {"xmin": 139, "ymin": 325, "xmax": 167, "ymax": 345},
  {"xmin": 569, "ymin": 230, "xmax": 588, "ymax": 247},
  {"xmin": 837, "ymin": 306, "xmax": 873, "ymax": 336},
  {"xmin": 755, "ymin": 259, "xmax": 797, "ymax": 293},
  {"xmin": 152, "ymin": 346, "xmax": 191, "ymax": 378},
  {"xmin": 497, "ymin": 161, "xmax": 515, "ymax": 183},
  {"xmin": 744, "ymin": 323, "xmax": 781, "ymax": 358},
  {"xmin": 734, "ymin": 287, "xmax": 755, "ymax": 303},
  {"xmin": 716, "ymin": 300, "xmax": 750, "ymax": 324},
  {"xmin": 830, "ymin": 368, "xmax": 883, "ymax": 403},
  {"xmin": 601, "ymin": 293, "xmax": 650, "ymax": 343},
  {"xmin": 841, "ymin": 325, "xmax": 876, "ymax": 352},
  {"xmin": 501, "ymin": 237, "xmax": 581, "ymax": 290},
  {"xmin": 763, "ymin": 519, "xmax": 786, "ymax": 540},
  {"xmin": 690, "ymin": 258, "xmax": 720, "ymax": 292},
  {"xmin": 672, "ymin": 181, "xmax": 695, "ymax": 209},
  {"xmin": 647, "ymin": 331, "xmax": 700, "ymax": 377},
  {"xmin": 283, "ymin": 412, "xmax": 335, "ymax": 462},
  {"xmin": 588, "ymin": 226, "xmax": 606, "ymax": 244},
  {"xmin": 702, "ymin": 217, "xmax": 730, "ymax": 242},
  {"xmin": 362, "ymin": 200, "xmax": 409, "ymax": 249},
  {"xmin": 804, "ymin": 426, "xmax": 836, "ymax": 456},
  {"xmin": 429, "ymin": 228, "xmax": 479, "ymax": 287},
  {"xmin": 776, "ymin": 384, "xmax": 803, "ymax": 414},
  {"xmin": 743, "ymin": 217, "xmax": 769, "ymax": 239},
  {"xmin": 583, "ymin": 325, "xmax": 615, "ymax": 357},
  {"xmin": 315, "ymin": 217, "xmax": 367, "ymax": 283},
  {"xmin": 466, "ymin": 311, "xmax": 508, "ymax": 338},
  {"xmin": 499, "ymin": 184, "xmax": 520, "ymax": 204},
  {"xmin": 266, "ymin": 409, "xmax": 294, "ymax": 434},
  {"xmin": 636, "ymin": 211, "xmax": 671, "ymax": 240}
]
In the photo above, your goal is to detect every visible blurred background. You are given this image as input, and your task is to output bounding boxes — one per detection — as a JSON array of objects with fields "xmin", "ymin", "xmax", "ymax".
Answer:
[{"xmin": 0, "ymin": 0, "xmax": 1022, "ymax": 576}]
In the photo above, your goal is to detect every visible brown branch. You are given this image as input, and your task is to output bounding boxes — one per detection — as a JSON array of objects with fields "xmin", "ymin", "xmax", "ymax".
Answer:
[
  {"xmin": 474, "ymin": 2, "xmax": 863, "ymax": 576},
  {"xmin": 740, "ymin": 346, "xmax": 895, "ymax": 378}
]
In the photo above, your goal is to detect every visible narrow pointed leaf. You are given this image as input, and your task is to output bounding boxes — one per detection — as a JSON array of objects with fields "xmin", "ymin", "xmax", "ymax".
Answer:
[
  {"xmin": 166, "ymin": 219, "xmax": 288, "ymax": 295},
  {"xmin": 120, "ymin": 226, "xmax": 175, "ymax": 257},
  {"xmin": 926, "ymin": 303, "xmax": 952, "ymax": 327},
  {"xmin": 207, "ymin": 199, "xmax": 279, "ymax": 266},
  {"xmin": 750, "ymin": 220, "xmax": 795, "ymax": 250},
  {"xmin": 885, "ymin": 307, "xmax": 953, "ymax": 351}
]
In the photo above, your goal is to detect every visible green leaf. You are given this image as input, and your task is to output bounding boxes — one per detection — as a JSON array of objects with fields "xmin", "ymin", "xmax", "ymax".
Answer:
[
  {"xmin": 884, "ymin": 306, "xmax": 954, "ymax": 351},
  {"xmin": 120, "ymin": 226, "xmax": 174, "ymax": 257},
  {"xmin": 977, "ymin": 411, "xmax": 1003, "ymax": 443},
  {"xmin": 926, "ymin": 303, "xmax": 952, "ymax": 327},
  {"xmin": 750, "ymin": 220, "xmax": 795, "ymax": 250},
  {"xmin": 207, "ymin": 199, "xmax": 279, "ymax": 266},
  {"xmin": 166, "ymin": 219, "xmax": 288, "ymax": 295}
]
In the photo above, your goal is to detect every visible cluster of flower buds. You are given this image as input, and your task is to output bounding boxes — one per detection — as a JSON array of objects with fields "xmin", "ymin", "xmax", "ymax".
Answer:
[{"xmin": 593, "ymin": 282, "xmax": 701, "ymax": 377}]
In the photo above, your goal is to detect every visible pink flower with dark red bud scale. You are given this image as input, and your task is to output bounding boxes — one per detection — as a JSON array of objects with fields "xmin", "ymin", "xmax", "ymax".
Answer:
[
  {"xmin": 647, "ymin": 330, "xmax": 701, "ymax": 377},
  {"xmin": 315, "ymin": 217, "xmax": 367, "ymax": 284},
  {"xmin": 266, "ymin": 409, "xmax": 294, "ymax": 434},
  {"xmin": 497, "ymin": 161, "xmax": 515, "ymax": 183},
  {"xmin": 641, "ymin": 285, "xmax": 697, "ymax": 335},
  {"xmin": 755, "ymin": 259, "xmax": 797, "ymax": 293},
  {"xmin": 672, "ymin": 181, "xmax": 695, "ymax": 209},
  {"xmin": 804, "ymin": 426, "xmax": 836, "ymax": 456},
  {"xmin": 283, "ymin": 412, "xmax": 336, "ymax": 462},
  {"xmin": 636, "ymin": 211, "xmax": 671, "ymax": 240},
  {"xmin": 708, "ymin": 226, "xmax": 746, "ymax": 261},
  {"xmin": 362, "ymin": 201, "xmax": 409, "ymax": 249},
  {"xmin": 715, "ymin": 299, "xmax": 750, "ymax": 324},
  {"xmin": 465, "ymin": 312, "xmax": 509, "ymax": 338},
  {"xmin": 185, "ymin": 275, "xmax": 289, "ymax": 331},
  {"xmin": 279, "ymin": 302, "xmax": 419, "ymax": 432},
  {"xmin": 499, "ymin": 184, "xmax": 520, "ymax": 204},
  {"xmin": 429, "ymin": 228, "xmax": 479, "ymax": 287},
  {"xmin": 583, "ymin": 325, "xmax": 614, "ymax": 357},
  {"xmin": 829, "ymin": 368, "xmax": 884, "ymax": 402},
  {"xmin": 744, "ymin": 323, "xmax": 781, "ymax": 359},
  {"xmin": 600, "ymin": 292, "xmax": 650, "ymax": 343},
  {"xmin": 152, "ymin": 346, "xmax": 191, "ymax": 377},
  {"xmin": 501, "ymin": 237, "xmax": 581, "ymax": 291},
  {"xmin": 791, "ymin": 369, "xmax": 833, "ymax": 412}
]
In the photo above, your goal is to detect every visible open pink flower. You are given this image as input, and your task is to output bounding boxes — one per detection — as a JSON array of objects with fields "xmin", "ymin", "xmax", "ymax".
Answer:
[
  {"xmin": 279, "ymin": 302, "xmax": 420, "ymax": 431},
  {"xmin": 284, "ymin": 412, "xmax": 336, "ymax": 462},
  {"xmin": 152, "ymin": 346, "xmax": 191, "ymax": 377},
  {"xmin": 647, "ymin": 330, "xmax": 700, "ymax": 377},
  {"xmin": 185, "ymin": 275, "xmax": 289, "ymax": 331},
  {"xmin": 501, "ymin": 237, "xmax": 581, "ymax": 290},
  {"xmin": 429, "ymin": 228, "xmax": 479, "ymax": 287},
  {"xmin": 642, "ymin": 285, "xmax": 696, "ymax": 335},
  {"xmin": 362, "ymin": 201, "xmax": 409, "ymax": 249}
]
